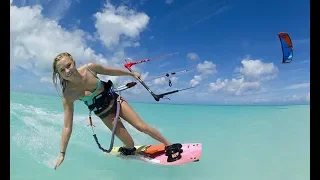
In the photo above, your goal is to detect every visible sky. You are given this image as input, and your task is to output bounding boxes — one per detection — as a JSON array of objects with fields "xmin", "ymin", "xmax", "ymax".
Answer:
[{"xmin": 10, "ymin": 0, "xmax": 310, "ymax": 105}]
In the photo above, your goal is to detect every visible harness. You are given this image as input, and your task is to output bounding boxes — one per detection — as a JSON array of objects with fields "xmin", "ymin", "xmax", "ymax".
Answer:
[
  {"xmin": 88, "ymin": 95, "xmax": 121, "ymax": 154},
  {"xmin": 86, "ymin": 80, "xmax": 137, "ymax": 154},
  {"xmin": 84, "ymin": 80, "xmax": 114, "ymax": 114}
]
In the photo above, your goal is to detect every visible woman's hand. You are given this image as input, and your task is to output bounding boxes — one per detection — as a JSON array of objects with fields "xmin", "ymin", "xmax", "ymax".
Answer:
[
  {"xmin": 132, "ymin": 72, "xmax": 141, "ymax": 80},
  {"xmin": 54, "ymin": 152, "xmax": 65, "ymax": 170}
]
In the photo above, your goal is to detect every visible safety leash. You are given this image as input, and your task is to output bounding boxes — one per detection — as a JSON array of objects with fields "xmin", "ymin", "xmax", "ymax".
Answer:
[{"xmin": 88, "ymin": 87, "xmax": 122, "ymax": 153}]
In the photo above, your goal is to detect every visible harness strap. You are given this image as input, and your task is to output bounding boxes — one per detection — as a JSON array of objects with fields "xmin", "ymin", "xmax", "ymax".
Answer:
[
  {"xmin": 85, "ymin": 80, "xmax": 113, "ymax": 113},
  {"xmin": 88, "ymin": 85, "xmax": 122, "ymax": 153}
]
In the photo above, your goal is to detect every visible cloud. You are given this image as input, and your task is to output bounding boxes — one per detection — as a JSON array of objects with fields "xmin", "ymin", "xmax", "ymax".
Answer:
[
  {"xmin": 47, "ymin": 0, "xmax": 72, "ymax": 21},
  {"xmin": 94, "ymin": 2, "xmax": 150, "ymax": 49},
  {"xmin": 236, "ymin": 58, "xmax": 278, "ymax": 82},
  {"xmin": 10, "ymin": 3, "xmax": 106, "ymax": 75},
  {"xmin": 187, "ymin": 52, "xmax": 199, "ymax": 61},
  {"xmin": 165, "ymin": 0, "xmax": 173, "ymax": 4},
  {"xmin": 190, "ymin": 61, "xmax": 217, "ymax": 87},
  {"xmin": 10, "ymin": 1, "xmax": 151, "ymax": 93},
  {"xmin": 209, "ymin": 57, "xmax": 278, "ymax": 96},
  {"xmin": 285, "ymin": 82, "xmax": 310, "ymax": 90},
  {"xmin": 209, "ymin": 78, "xmax": 261, "ymax": 96},
  {"xmin": 218, "ymin": 91, "xmax": 310, "ymax": 105},
  {"xmin": 190, "ymin": 75, "xmax": 202, "ymax": 87},
  {"xmin": 197, "ymin": 61, "xmax": 217, "ymax": 75},
  {"xmin": 152, "ymin": 76, "xmax": 178, "ymax": 87},
  {"xmin": 40, "ymin": 76, "xmax": 52, "ymax": 84},
  {"xmin": 281, "ymin": 93, "xmax": 310, "ymax": 103},
  {"xmin": 153, "ymin": 77, "xmax": 167, "ymax": 86},
  {"xmin": 159, "ymin": 62, "xmax": 170, "ymax": 68},
  {"xmin": 300, "ymin": 60, "xmax": 310, "ymax": 64},
  {"xmin": 255, "ymin": 93, "xmax": 310, "ymax": 104}
]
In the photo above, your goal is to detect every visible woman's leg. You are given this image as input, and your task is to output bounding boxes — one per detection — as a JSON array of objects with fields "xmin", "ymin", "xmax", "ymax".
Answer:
[
  {"xmin": 118, "ymin": 99, "xmax": 171, "ymax": 146},
  {"xmin": 100, "ymin": 112, "xmax": 135, "ymax": 149},
  {"xmin": 99, "ymin": 97, "xmax": 181, "ymax": 161}
]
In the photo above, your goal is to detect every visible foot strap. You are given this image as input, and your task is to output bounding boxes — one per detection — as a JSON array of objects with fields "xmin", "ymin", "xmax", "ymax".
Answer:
[
  {"xmin": 118, "ymin": 147, "xmax": 136, "ymax": 156},
  {"xmin": 165, "ymin": 143, "xmax": 183, "ymax": 162}
]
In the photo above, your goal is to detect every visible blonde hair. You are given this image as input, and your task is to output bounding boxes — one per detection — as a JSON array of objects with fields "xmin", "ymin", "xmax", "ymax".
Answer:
[{"xmin": 52, "ymin": 52, "xmax": 76, "ymax": 96}]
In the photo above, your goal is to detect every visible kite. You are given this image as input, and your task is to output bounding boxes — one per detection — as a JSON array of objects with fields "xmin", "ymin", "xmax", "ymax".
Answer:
[{"xmin": 277, "ymin": 32, "xmax": 293, "ymax": 63}]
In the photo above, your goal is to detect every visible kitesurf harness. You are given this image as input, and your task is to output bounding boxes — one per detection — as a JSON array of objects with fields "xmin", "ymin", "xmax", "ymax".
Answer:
[
  {"xmin": 84, "ymin": 80, "xmax": 113, "ymax": 114},
  {"xmin": 87, "ymin": 80, "xmax": 137, "ymax": 153}
]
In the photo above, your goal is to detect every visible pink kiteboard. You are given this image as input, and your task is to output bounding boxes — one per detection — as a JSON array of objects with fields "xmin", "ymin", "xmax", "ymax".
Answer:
[{"xmin": 107, "ymin": 143, "xmax": 202, "ymax": 165}]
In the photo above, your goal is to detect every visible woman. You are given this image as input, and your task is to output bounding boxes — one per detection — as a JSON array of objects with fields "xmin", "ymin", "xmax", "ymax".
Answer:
[{"xmin": 52, "ymin": 52, "xmax": 182, "ymax": 169}]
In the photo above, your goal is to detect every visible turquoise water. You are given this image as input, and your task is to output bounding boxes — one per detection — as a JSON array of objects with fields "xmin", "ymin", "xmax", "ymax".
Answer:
[{"xmin": 10, "ymin": 91, "xmax": 310, "ymax": 180}]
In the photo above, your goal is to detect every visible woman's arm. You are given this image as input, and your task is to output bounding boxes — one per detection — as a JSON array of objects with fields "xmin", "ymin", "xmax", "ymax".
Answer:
[
  {"xmin": 59, "ymin": 97, "xmax": 74, "ymax": 155},
  {"xmin": 88, "ymin": 62, "xmax": 135, "ymax": 77}
]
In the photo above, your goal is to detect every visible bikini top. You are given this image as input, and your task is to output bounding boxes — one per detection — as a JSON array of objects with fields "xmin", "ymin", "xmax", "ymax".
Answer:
[{"xmin": 66, "ymin": 65, "xmax": 102, "ymax": 103}]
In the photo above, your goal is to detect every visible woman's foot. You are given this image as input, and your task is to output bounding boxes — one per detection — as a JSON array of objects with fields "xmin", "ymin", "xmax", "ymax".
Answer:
[
  {"xmin": 165, "ymin": 143, "xmax": 183, "ymax": 162},
  {"xmin": 118, "ymin": 147, "xmax": 136, "ymax": 156}
]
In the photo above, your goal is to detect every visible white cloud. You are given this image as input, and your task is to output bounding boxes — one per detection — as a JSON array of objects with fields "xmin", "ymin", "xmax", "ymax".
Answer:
[
  {"xmin": 209, "ymin": 78, "xmax": 261, "ymax": 96},
  {"xmin": 300, "ymin": 60, "xmax": 310, "ymax": 64},
  {"xmin": 153, "ymin": 77, "xmax": 167, "ymax": 86},
  {"xmin": 190, "ymin": 75, "xmax": 202, "ymax": 87},
  {"xmin": 190, "ymin": 60, "xmax": 217, "ymax": 87},
  {"xmin": 281, "ymin": 94, "xmax": 308, "ymax": 103},
  {"xmin": 285, "ymin": 82, "xmax": 310, "ymax": 90},
  {"xmin": 94, "ymin": 2, "xmax": 150, "ymax": 49},
  {"xmin": 251, "ymin": 98, "xmax": 270, "ymax": 103},
  {"xmin": 10, "ymin": 4, "xmax": 106, "ymax": 75},
  {"xmin": 40, "ymin": 76, "xmax": 52, "ymax": 84},
  {"xmin": 187, "ymin": 53, "xmax": 199, "ymax": 61},
  {"xmin": 107, "ymin": 50, "xmax": 127, "ymax": 65},
  {"xmin": 153, "ymin": 76, "xmax": 178, "ymax": 87},
  {"xmin": 243, "ymin": 93, "xmax": 309, "ymax": 104},
  {"xmin": 236, "ymin": 58, "xmax": 278, "ymax": 82},
  {"xmin": 197, "ymin": 61, "xmax": 217, "ymax": 75},
  {"xmin": 170, "ymin": 77, "xmax": 178, "ymax": 84},
  {"xmin": 209, "ymin": 58, "xmax": 278, "ymax": 96},
  {"xmin": 10, "ymin": 1, "xmax": 151, "ymax": 94},
  {"xmin": 47, "ymin": 0, "xmax": 72, "ymax": 21},
  {"xmin": 140, "ymin": 72, "xmax": 149, "ymax": 81},
  {"xmin": 215, "ymin": 90, "xmax": 310, "ymax": 105}
]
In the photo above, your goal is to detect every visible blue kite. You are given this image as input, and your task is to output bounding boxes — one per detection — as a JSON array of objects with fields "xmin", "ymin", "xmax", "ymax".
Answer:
[{"xmin": 277, "ymin": 32, "xmax": 293, "ymax": 63}]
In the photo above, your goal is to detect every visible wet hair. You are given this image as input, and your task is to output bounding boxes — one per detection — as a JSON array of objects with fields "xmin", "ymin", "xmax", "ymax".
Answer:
[{"xmin": 52, "ymin": 52, "xmax": 76, "ymax": 97}]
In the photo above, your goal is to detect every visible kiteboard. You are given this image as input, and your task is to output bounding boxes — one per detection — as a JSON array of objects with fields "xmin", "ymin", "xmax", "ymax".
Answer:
[{"xmin": 105, "ymin": 143, "xmax": 202, "ymax": 165}]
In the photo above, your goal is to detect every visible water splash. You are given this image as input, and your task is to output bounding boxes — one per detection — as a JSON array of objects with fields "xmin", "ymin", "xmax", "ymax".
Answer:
[{"xmin": 10, "ymin": 102, "xmax": 164, "ymax": 168}]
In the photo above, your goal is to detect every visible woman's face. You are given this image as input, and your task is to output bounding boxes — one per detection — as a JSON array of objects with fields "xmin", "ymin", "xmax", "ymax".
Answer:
[{"xmin": 56, "ymin": 57, "xmax": 76, "ymax": 81}]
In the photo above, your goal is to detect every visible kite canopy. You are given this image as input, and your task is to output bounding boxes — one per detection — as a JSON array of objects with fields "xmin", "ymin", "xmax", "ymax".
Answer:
[{"xmin": 277, "ymin": 32, "xmax": 293, "ymax": 63}]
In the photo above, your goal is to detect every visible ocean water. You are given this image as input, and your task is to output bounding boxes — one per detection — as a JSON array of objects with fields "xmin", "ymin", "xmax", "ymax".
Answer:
[{"xmin": 10, "ymin": 91, "xmax": 310, "ymax": 180}]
